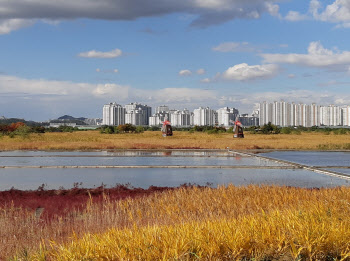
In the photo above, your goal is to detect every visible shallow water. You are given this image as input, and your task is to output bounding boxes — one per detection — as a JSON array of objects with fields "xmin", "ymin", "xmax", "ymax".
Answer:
[
  {"xmin": 326, "ymin": 168, "xmax": 350, "ymax": 175},
  {"xmin": 0, "ymin": 150, "xmax": 349, "ymax": 190},
  {"xmin": 261, "ymin": 151, "xmax": 350, "ymax": 167},
  {"xmin": 0, "ymin": 155, "xmax": 280, "ymax": 167},
  {"xmin": 0, "ymin": 168, "xmax": 348, "ymax": 190},
  {"xmin": 0, "ymin": 150, "xmax": 230, "ymax": 157}
]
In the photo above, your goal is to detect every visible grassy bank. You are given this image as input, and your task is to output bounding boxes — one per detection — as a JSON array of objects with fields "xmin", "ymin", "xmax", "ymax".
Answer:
[
  {"xmin": 1, "ymin": 185, "xmax": 349, "ymax": 260},
  {"xmin": 0, "ymin": 131, "xmax": 349, "ymax": 150}
]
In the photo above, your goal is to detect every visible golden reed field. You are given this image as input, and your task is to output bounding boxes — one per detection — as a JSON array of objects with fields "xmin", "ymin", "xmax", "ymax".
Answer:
[
  {"xmin": 2, "ymin": 185, "xmax": 349, "ymax": 260},
  {"xmin": 0, "ymin": 130, "xmax": 349, "ymax": 150},
  {"xmin": 1, "ymin": 131, "xmax": 350, "ymax": 260}
]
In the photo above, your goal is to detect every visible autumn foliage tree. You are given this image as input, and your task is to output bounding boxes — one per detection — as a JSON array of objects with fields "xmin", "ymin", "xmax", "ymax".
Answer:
[
  {"xmin": 0, "ymin": 122, "xmax": 27, "ymax": 134},
  {"xmin": 117, "ymin": 124, "xmax": 137, "ymax": 133},
  {"xmin": 9, "ymin": 122, "xmax": 26, "ymax": 132}
]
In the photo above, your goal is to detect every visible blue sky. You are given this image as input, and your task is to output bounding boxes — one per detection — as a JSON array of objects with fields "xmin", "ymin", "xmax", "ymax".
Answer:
[{"xmin": 1, "ymin": 0, "xmax": 350, "ymax": 121}]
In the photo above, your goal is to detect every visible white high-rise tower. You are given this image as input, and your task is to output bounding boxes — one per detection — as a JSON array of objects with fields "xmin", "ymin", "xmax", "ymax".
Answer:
[{"xmin": 103, "ymin": 103, "xmax": 125, "ymax": 126}]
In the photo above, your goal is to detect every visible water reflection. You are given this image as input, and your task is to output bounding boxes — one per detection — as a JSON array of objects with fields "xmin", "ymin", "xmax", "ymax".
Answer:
[
  {"xmin": 0, "ymin": 168, "xmax": 348, "ymax": 190},
  {"xmin": 326, "ymin": 168, "xmax": 350, "ymax": 175},
  {"xmin": 0, "ymin": 150, "xmax": 349, "ymax": 190},
  {"xmin": 261, "ymin": 151, "xmax": 350, "ymax": 167},
  {"xmin": 0, "ymin": 154, "xmax": 282, "ymax": 167},
  {"xmin": 0, "ymin": 150, "xmax": 232, "ymax": 157}
]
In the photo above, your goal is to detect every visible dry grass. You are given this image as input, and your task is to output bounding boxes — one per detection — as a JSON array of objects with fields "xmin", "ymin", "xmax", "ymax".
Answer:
[
  {"xmin": 39, "ymin": 206, "xmax": 350, "ymax": 261},
  {"xmin": 3, "ymin": 185, "xmax": 350, "ymax": 260},
  {"xmin": 0, "ymin": 131, "xmax": 349, "ymax": 151}
]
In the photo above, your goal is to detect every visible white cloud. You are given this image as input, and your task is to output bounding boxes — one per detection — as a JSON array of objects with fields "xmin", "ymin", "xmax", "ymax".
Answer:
[
  {"xmin": 196, "ymin": 68, "xmax": 206, "ymax": 75},
  {"xmin": 225, "ymin": 89, "xmax": 350, "ymax": 108},
  {"xmin": 78, "ymin": 48, "xmax": 122, "ymax": 59},
  {"xmin": 317, "ymin": 80, "xmax": 350, "ymax": 87},
  {"xmin": 96, "ymin": 68, "xmax": 119, "ymax": 73},
  {"xmin": 284, "ymin": 11, "xmax": 308, "ymax": 21},
  {"xmin": 212, "ymin": 42, "xmax": 257, "ymax": 53},
  {"xmin": 141, "ymin": 88, "xmax": 215, "ymax": 103},
  {"xmin": 0, "ymin": 74, "xmax": 217, "ymax": 118},
  {"xmin": 212, "ymin": 42, "xmax": 289, "ymax": 53},
  {"xmin": 92, "ymin": 83, "xmax": 129, "ymax": 99},
  {"xmin": 309, "ymin": 0, "xmax": 322, "ymax": 17},
  {"xmin": 0, "ymin": 75, "xmax": 214, "ymax": 104},
  {"xmin": 311, "ymin": 0, "xmax": 350, "ymax": 23},
  {"xmin": 335, "ymin": 22, "xmax": 350, "ymax": 28},
  {"xmin": 286, "ymin": 0, "xmax": 350, "ymax": 27},
  {"xmin": 212, "ymin": 89, "xmax": 350, "ymax": 115},
  {"xmin": 201, "ymin": 78, "xmax": 211, "ymax": 83},
  {"xmin": 280, "ymin": 1, "xmax": 316, "ymax": 23},
  {"xmin": 0, "ymin": 75, "xmax": 129, "ymax": 99},
  {"xmin": 0, "ymin": 19, "xmax": 35, "ymax": 34},
  {"xmin": 334, "ymin": 97, "xmax": 350, "ymax": 104},
  {"xmin": 178, "ymin": 69, "xmax": 192, "ymax": 76},
  {"xmin": 0, "ymin": 0, "xmax": 283, "ymax": 33},
  {"xmin": 288, "ymin": 74, "xmax": 296, "ymax": 78},
  {"xmin": 261, "ymin": 41, "xmax": 350, "ymax": 70},
  {"xmin": 2, "ymin": 74, "xmax": 350, "ymax": 120},
  {"xmin": 220, "ymin": 63, "xmax": 279, "ymax": 81}
]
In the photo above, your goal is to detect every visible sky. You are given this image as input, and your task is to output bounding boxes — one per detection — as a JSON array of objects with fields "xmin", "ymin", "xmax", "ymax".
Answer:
[{"xmin": 1, "ymin": 0, "xmax": 350, "ymax": 121}]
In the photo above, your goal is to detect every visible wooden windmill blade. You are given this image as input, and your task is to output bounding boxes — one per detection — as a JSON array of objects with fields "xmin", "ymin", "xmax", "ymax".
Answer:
[{"xmin": 230, "ymin": 119, "xmax": 237, "ymax": 132}]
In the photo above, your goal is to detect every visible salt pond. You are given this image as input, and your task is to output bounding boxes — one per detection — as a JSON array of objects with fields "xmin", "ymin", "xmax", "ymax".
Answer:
[{"xmin": 0, "ymin": 150, "xmax": 349, "ymax": 190}]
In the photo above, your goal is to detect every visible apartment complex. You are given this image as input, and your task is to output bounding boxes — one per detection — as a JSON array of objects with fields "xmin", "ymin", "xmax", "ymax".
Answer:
[
  {"xmin": 259, "ymin": 101, "xmax": 349, "ymax": 127},
  {"xmin": 102, "ymin": 102, "xmax": 262, "ymax": 127}
]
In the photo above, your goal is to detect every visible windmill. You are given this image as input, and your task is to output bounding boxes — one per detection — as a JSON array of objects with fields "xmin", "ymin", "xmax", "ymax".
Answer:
[
  {"xmin": 161, "ymin": 116, "xmax": 173, "ymax": 137},
  {"xmin": 230, "ymin": 116, "xmax": 244, "ymax": 138}
]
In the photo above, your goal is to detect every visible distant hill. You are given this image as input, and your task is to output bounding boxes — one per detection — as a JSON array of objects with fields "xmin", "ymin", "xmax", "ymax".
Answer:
[
  {"xmin": 0, "ymin": 118, "xmax": 46, "ymax": 126},
  {"xmin": 50, "ymin": 115, "xmax": 87, "ymax": 125},
  {"xmin": 58, "ymin": 115, "xmax": 87, "ymax": 121},
  {"xmin": 0, "ymin": 115, "xmax": 91, "ymax": 126}
]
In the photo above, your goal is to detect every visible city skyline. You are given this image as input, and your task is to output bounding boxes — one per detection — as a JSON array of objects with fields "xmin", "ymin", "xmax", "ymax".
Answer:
[
  {"xmin": 2, "ymin": 1, "xmax": 350, "ymax": 121},
  {"xmin": 102, "ymin": 101, "xmax": 350, "ymax": 128},
  {"xmin": 3, "ymin": 98, "xmax": 350, "ymax": 127}
]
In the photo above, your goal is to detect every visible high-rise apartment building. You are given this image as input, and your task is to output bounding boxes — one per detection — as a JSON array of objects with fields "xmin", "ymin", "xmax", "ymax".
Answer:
[
  {"xmin": 320, "ymin": 105, "xmax": 342, "ymax": 126},
  {"xmin": 272, "ymin": 101, "xmax": 282, "ymax": 126},
  {"xmin": 310, "ymin": 103, "xmax": 320, "ymax": 127},
  {"xmin": 193, "ymin": 107, "xmax": 217, "ymax": 126},
  {"xmin": 259, "ymin": 101, "xmax": 273, "ymax": 125},
  {"xmin": 156, "ymin": 105, "xmax": 170, "ymax": 114},
  {"xmin": 125, "ymin": 102, "xmax": 152, "ymax": 126},
  {"xmin": 149, "ymin": 111, "xmax": 170, "ymax": 126},
  {"xmin": 239, "ymin": 114, "xmax": 259, "ymax": 126},
  {"xmin": 102, "ymin": 103, "xmax": 125, "ymax": 126},
  {"xmin": 342, "ymin": 106, "xmax": 350, "ymax": 126},
  {"xmin": 170, "ymin": 109, "xmax": 193, "ymax": 127},
  {"xmin": 216, "ymin": 107, "xmax": 239, "ymax": 127}
]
